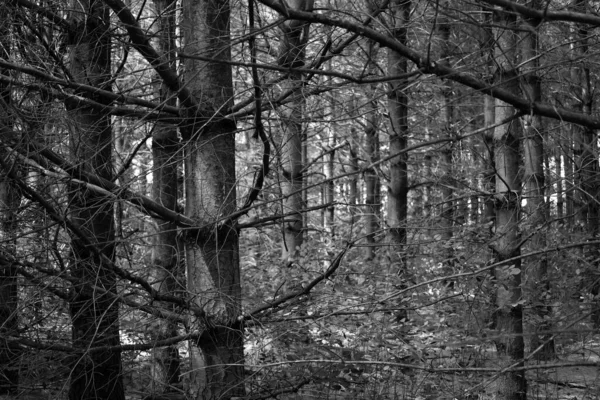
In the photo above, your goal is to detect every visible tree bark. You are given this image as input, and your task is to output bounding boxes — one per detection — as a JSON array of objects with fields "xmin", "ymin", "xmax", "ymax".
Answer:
[
  {"xmin": 0, "ymin": 8, "xmax": 20, "ymax": 390},
  {"xmin": 571, "ymin": 0, "xmax": 600, "ymax": 326},
  {"xmin": 66, "ymin": 1, "xmax": 124, "ymax": 398},
  {"xmin": 324, "ymin": 94, "xmax": 336, "ymax": 236},
  {"xmin": 278, "ymin": 0, "xmax": 314, "ymax": 262},
  {"xmin": 554, "ymin": 129, "xmax": 564, "ymax": 220},
  {"xmin": 348, "ymin": 126, "xmax": 360, "ymax": 225},
  {"xmin": 482, "ymin": 8, "xmax": 496, "ymax": 227},
  {"xmin": 386, "ymin": 0, "xmax": 410, "ymax": 271},
  {"xmin": 149, "ymin": 0, "xmax": 182, "ymax": 392},
  {"xmin": 364, "ymin": 84, "xmax": 381, "ymax": 261},
  {"xmin": 181, "ymin": 0, "xmax": 244, "ymax": 398},
  {"xmin": 491, "ymin": 7, "xmax": 526, "ymax": 400},
  {"xmin": 520, "ymin": 0, "xmax": 554, "ymax": 360}
]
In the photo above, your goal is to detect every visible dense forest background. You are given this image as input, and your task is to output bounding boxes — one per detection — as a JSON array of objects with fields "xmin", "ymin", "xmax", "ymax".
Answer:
[{"xmin": 2, "ymin": 0, "xmax": 600, "ymax": 399}]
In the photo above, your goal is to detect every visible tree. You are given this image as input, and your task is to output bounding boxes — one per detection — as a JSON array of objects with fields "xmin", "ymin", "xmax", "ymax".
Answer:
[
  {"xmin": 386, "ymin": 0, "xmax": 410, "ymax": 271},
  {"xmin": 66, "ymin": 1, "xmax": 124, "ymax": 398},
  {"xmin": 278, "ymin": 0, "xmax": 314, "ymax": 262},
  {"xmin": 520, "ymin": 0, "xmax": 554, "ymax": 359},
  {"xmin": 364, "ymin": 30, "xmax": 381, "ymax": 261},
  {"xmin": 570, "ymin": 0, "xmax": 600, "ymax": 326},
  {"xmin": 0, "ymin": 5, "xmax": 20, "ymax": 393},
  {"xmin": 490, "ymin": 6, "xmax": 526, "ymax": 399},
  {"xmin": 149, "ymin": 0, "xmax": 182, "ymax": 392},
  {"xmin": 180, "ymin": 0, "xmax": 244, "ymax": 397}
]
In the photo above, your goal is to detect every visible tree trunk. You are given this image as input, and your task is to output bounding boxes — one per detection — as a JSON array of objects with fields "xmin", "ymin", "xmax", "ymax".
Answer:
[
  {"xmin": 150, "ymin": 0, "xmax": 182, "ymax": 392},
  {"xmin": 66, "ymin": 1, "xmax": 124, "ymax": 398},
  {"xmin": 386, "ymin": 0, "xmax": 410, "ymax": 271},
  {"xmin": 571, "ymin": 0, "xmax": 600, "ymax": 326},
  {"xmin": 181, "ymin": 0, "xmax": 244, "ymax": 398},
  {"xmin": 555, "ymin": 130, "xmax": 564, "ymax": 220},
  {"xmin": 0, "ymin": 11, "xmax": 20, "ymax": 389},
  {"xmin": 278, "ymin": 0, "xmax": 314, "ymax": 262},
  {"xmin": 491, "ymin": 7, "xmax": 526, "ymax": 400},
  {"xmin": 364, "ymin": 90, "xmax": 381, "ymax": 260},
  {"xmin": 324, "ymin": 97, "xmax": 336, "ymax": 236},
  {"xmin": 520, "ymin": 1, "xmax": 554, "ymax": 360},
  {"xmin": 482, "ymin": 8, "xmax": 495, "ymax": 227},
  {"xmin": 348, "ymin": 126, "xmax": 360, "ymax": 225}
]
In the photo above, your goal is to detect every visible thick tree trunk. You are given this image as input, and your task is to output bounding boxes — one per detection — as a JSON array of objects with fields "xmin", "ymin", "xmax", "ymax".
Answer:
[
  {"xmin": 386, "ymin": 0, "xmax": 410, "ymax": 271},
  {"xmin": 66, "ymin": 2, "xmax": 124, "ymax": 399},
  {"xmin": 0, "ymin": 6, "xmax": 20, "ymax": 393},
  {"xmin": 149, "ymin": 0, "xmax": 181, "ymax": 392},
  {"xmin": 520, "ymin": 2, "xmax": 554, "ymax": 360},
  {"xmin": 0, "ymin": 176, "xmax": 19, "ymax": 396},
  {"xmin": 571, "ymin": 0, "xmax": 600, "ymax": 326},
  {"xmin": 181, "ymin": 0, "xmax": 244, "ymax": 398},
  {"xmin": 278, "ymin": 0, "xmax": 314, "ymax": 262},
  {"xmin": 492, "ymin": 8, "xmax": 526, "ymax": 400},
  {"xmin": 482, "ymin": 8, "xmax": 496, "ymax": 227}
]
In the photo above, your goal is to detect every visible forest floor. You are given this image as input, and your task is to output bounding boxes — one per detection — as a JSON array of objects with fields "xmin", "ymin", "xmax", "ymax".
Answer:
[{"xmin": 285, "ymin": 333, "xmax": 600, "ymax": 400}]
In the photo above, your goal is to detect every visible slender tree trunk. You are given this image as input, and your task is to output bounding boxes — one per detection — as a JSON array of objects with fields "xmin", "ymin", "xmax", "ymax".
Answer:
[
  {"xmin": 520, "ymin": 1, "xmax": 554, "ymax": 359},
  {"xmin": 565, "ymin": 134, "xmax": 575, "ymax": 225},
  {"xmin": 469, "ymin": 123, "xmax": 480, "ymax": 224},
  {"xmin": 364, "ymin": 89, "xmax": 381, "ymax": 260},
  {"xmin": 278, "ymin": 0, "xmax": 314, "ymax": 262},
  {"xmin": 386, "ymin": 0, "xmax": 410, "ymax": 271},
  {"xmin": 423, "ymin": 129, "xmax": 432, "ymax": 218},
  {"xmin": 0, "ymin": 11, "xmax": 20, "ymax": 389},
  {"xmin": 555, "ymin": 131, "xmax": 564, "ymax": 220},
  {"xmin": 181, "ymin": 0, "xmax": 244, "ymax": 397},
  {"xmin": 491, "ymin": 7, "xmax": 526, "ymax": 400},
  {"xmin": 324, "ymin": 98, "xmax": 336, "ymax": 236},
  {"xmin": 149, "ymin": 0, "xmax": 181, "ymax": 392},
  {"xmin": 349, "ymin": 126, "xmax": 360, "ymax": 225},
  {"xmin": 66, "ymin": 1, "xmax": 124, "ymax": 398}
]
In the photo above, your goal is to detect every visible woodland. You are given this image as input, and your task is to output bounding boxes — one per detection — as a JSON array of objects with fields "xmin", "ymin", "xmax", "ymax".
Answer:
[{"xmin": 1, "ymin": 0, "xmax": 600, "ymax": 399}]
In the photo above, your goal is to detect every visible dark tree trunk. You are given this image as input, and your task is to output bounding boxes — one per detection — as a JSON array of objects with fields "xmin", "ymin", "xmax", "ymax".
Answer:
[
  {"xmin": 66, "ymin": 2, "xmax": 124, "ymax": 398},
  {"xmin": 491, "ymin": 7, "xmax": 526, "ymax": 400},
  {"xmin": 181, "ymin": 0, "xmax": 244, "ymax": 397},
  {"xmin": 149, "ymin": 0, "xmax": 182, "ymax": 392},
  {"xmin": 0, "ymin": 4, "xmax": 20, "ymax": 393},
  {"xmin": 571, "ymin": 0, "xmax": 600, "ymax": 326},
  {"xmin": 520, "ymin": 0, "xmax": 555, "ymax": 359},
  {"xmin": 386, "ymin": 0, "xmax": 410, "ymax": 271},
  {"xmin": 277, "ymin": 0, "xmax": 314, "ymax": 262}
]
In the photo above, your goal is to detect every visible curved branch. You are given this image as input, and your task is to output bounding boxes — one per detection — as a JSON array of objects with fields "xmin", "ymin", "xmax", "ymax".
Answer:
[{"xmin": 256, "ymin": 0, "xmax": 600, "ymax": 129}]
